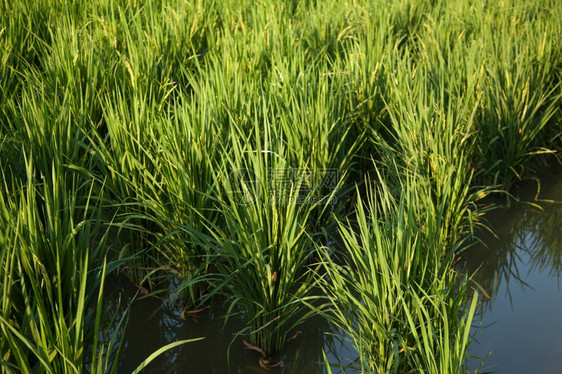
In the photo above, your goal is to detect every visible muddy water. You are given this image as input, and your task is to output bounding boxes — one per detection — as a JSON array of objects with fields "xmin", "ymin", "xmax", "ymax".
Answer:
[
  {"xmin": 460, "ymin": 165, "xmax": 562, "ymax": 373},
  {"xmin": 105, "ymin": 278, "xmax": 356, "ymax": 373}
]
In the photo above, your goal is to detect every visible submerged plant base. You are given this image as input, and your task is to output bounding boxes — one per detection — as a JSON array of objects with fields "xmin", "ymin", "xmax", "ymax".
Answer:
[{"xmin": 242, "ymin": 338, "xmax": 283, "ymax": 369}]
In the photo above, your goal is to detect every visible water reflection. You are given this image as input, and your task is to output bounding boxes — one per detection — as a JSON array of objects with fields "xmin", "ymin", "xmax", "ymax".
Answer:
[
  {"xmin": 460, "ymin": 167, "xmax": 562, "ymax": 305},
  {"xmin": 459, "ymin": 165, "xmax": 562, "ymax": 373},
  {"xmin": 102, "ymin": 275, "xmax": 347, "ymax": 373},
  {"xmin": 526, "ymin": 203, "xmax": 562, "ymax": 279}
]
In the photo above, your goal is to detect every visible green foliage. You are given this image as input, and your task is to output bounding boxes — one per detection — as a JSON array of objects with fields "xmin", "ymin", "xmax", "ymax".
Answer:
[
  {"xmin": 0, "ymin": 159, "xmax": 122, "ymax": 373},
  {"xmin": 315, "ymin": 174, "xmax": 480, "ymax": 373},
  {"xmin": 1, "ymin": 0, "xmax": 561, "ymax": 371},
  {"xmin": 206, "ymin": 110, "xmax": 333, "ymax": 354}
]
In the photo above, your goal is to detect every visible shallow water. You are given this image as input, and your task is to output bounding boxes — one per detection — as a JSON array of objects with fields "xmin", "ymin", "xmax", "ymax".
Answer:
[
  {"xmin": 460, "ymin": 165, "xmax": 562, "ymax": 373},
  {"xmin": 105, "ymin": 277, "xmax": 356, "ymax": 373}
]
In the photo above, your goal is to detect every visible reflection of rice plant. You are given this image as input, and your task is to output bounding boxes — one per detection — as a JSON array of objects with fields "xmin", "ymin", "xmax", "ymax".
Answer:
[
  {"xmin": 458, "ymin": 191, "xmax": 562, "ymax": 313},
  {"xmin": 526, "ymin": 201, "xmax": 562, "ymax": 278}
]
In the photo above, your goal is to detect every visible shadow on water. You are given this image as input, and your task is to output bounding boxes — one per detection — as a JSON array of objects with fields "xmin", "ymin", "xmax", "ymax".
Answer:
[
  {"xmin": 458, "ymin": 164, "xmax": 562, "ymax": 374},
  {"xmin": 100, "ymin": 275, "xmax": 357, "ymax": 374}
]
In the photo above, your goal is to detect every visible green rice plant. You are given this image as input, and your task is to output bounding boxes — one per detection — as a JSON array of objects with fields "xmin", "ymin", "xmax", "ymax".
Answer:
[
  {"xmin": 86, "ymin": 59, "xmax": 192, "ymax": 288},
  {"xmin": 366, "ymin": 0, "xmax": 561, "ymax": 192},
  {"xmin": 314, "ymin": 35, "xmax": 488, "ymax": 367},
  {"xmin": 80, "ymin": 0, "xmax": 227, "ymax": 295},
  {"xmin": 0, "ymin": 23, "xmax": 19, "ymax": 124},
  {"xmin": 374, "ymin": 57, "xmax": 485, "ymax": 257},
  {"xmin": 0, "ymin": 0, "xmax": 63, "ymax": 78},
  {"xmin": 315, "ymin": 175, "xmax": 479, "ymax": 373},
  {"xmin": 264, "ymin": 65, "xmax": 359, "ymax": 232},
  {"xmin": 201, "ymin": 101, "xmax": 332, "ymax": 355},
  {"xmin": 0, "ymin": 3, "xmax": 115, "ymax": 193},
  {"xmin": 472, "ymin": 1, "xmax": 562, "ymax": 188},
  {"xmin": 3, "ymin": 82, "xmax": 93, "ymax": 183},
  {"xmin": 0, "ymin": 158, "xmax": 124, "ymax": 373},
  {"xmin": 133, "ymin": 91, "xmax": 224, "ymax": 307},
  {"xmin": 0, "ymin": 137, "xmax": 26, "ymax": 188},
  {"xmin": 334, "ymin": 8, "xmax": 396, "ymax": 176},
  {"xmin": 272, "ymin": 61, "xmax": 358, "ymax": 180},
  {"xmin": 87, "ymin": 70, "xmax": 224, "ymax": 303}
]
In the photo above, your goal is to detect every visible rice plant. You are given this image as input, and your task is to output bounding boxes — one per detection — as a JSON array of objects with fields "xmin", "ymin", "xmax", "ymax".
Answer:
[
  {"xmin": 471, "ymin": 1, "xmax": 562, "ymax": 187},
  {"xmin": 204, "ymin": 101, "xmax": 330, "ymax": 355},
  {"xmin": 0, "ymin": 158, "xmax": 123, "ymax": 373},
  {"xmin": 315, "ymin": 174, "xmax": 479, "ymax": 373}
]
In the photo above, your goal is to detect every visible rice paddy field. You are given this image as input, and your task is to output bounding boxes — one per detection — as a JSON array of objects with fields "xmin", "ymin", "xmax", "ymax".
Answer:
[{"xmin": 1, "ymin": 0, "xmax": 561, "ymax": 372}]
